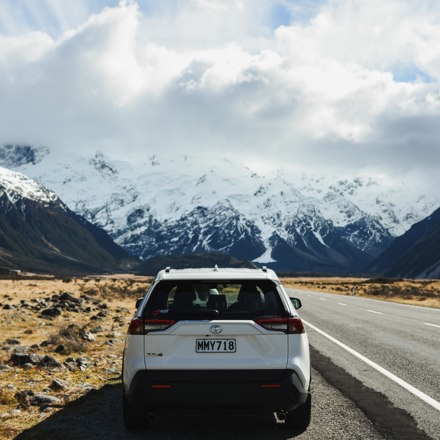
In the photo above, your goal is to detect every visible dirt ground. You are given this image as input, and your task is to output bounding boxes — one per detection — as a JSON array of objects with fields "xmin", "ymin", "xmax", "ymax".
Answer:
[{"xmin": 0, "ymin": 274, "xmax": 438, "ymax": 439}]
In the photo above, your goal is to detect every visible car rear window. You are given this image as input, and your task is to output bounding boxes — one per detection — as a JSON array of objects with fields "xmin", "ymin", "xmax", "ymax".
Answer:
[{"xmin": 142, "ymin": 280, "xmax": 286, "ymax": 320}]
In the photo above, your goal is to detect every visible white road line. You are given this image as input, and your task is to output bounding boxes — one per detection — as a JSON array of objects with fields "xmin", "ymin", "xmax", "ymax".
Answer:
[
  {"xmin": 367, "ymin": 309, "xmax": 383, "ymax": 315},
  {"xmin": 304, "ymin": 319, "xmax": 440, "ymax": 412},
  {"xmin": 424, "ymin": 322, "xmax": 440, "ymax": 329},
  {"xmin": 319, "ymin": 298, "xmax": 327, "ymax": 301},
  {"xmin": 338, "ymin": 303, "xmax": 347, "ymax": 306},
  {"xmin": 289, "ymin": 287, "xmax": 440, "ymax": 311}
]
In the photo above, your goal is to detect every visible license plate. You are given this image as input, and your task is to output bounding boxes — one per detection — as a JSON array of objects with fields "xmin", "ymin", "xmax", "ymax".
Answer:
[{"xmin": 196, "ymin": 339, "xmax": 236, "ymax": 353}]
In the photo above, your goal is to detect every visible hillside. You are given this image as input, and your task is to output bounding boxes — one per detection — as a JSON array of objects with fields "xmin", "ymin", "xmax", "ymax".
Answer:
[
  {"xmin": 0, "ymin": 167, "xmax": 139, "ymax": 275},
  {"xmin": 368, "ymin": 208, "xmax": 440, "ymax": 278}
]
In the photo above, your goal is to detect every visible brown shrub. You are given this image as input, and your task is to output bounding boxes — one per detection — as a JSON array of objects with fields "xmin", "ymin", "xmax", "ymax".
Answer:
[{"xmin": 48, "ymin": 324, "xmax": 87, "ymax": 354}]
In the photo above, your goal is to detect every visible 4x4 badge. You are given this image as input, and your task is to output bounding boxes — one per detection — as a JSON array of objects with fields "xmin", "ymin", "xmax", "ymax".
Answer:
[{"xmin": 209, "ymin": 325, "xmax": 223, "ymax": 334}]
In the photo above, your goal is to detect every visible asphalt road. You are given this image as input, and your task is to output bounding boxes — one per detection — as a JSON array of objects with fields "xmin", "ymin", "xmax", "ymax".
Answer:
[
  {"xmin": 288, "ymin": 288, "xmax": 440, "ymax": 440},
  {"xmin": 16, "ymin": 371, "xmax": 390, "ymax": 440}
]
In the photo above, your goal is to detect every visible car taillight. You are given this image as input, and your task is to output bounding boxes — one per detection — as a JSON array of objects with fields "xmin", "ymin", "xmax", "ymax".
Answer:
[
  {"xmin": 287, "ymin": 317, "xmax": 305, "ymax": 334},
  {"xmin": 128, "ymin": 318, "xmax": 175, "ymax": 335},
  {"xmin": 255, "ymin": 317, "xmax": 305, "ymax": 334}
]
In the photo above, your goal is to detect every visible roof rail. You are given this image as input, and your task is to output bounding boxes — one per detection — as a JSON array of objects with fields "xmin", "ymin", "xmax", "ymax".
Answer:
[
  {"xmin": 214, "ymin": 264, "xmax": 219, "ymax": 271},
  {"xmin": 165, "ymin": 266, "xmax": 171, "ymax": 273},
  {"xmin": 262, "ymin": 266, "xmax": 267, "ymax": 272}
]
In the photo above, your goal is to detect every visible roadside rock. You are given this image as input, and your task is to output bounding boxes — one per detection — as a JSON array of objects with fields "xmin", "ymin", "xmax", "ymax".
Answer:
[
  {"xmin": 0, "ymin": 363, "xmax": 11, "ymax": 371},
  {"xmin": 58, "ymin": 292, "xmax": 77, "ymax": 303},
  {"xmin": 40, "ymin": 307, "xmax": 62, "ymax": 319},
  {"xmin": 5, "ymin": 338, "xmax": 21, "ymax": 345},
  {"xmin": 33, "ymin": 393, "xmax": 62, "ymax": 408},
  {"xmin": 10, "ymin": 353, "xmax": 42, "ymax": 367},
  {"xmin": 12, "ymin": 346, "xmax": 31, "ymax": 354},
  {"xmin": 15, "ymin": 390, "xmax": 35, "ymax": 409},
  {"xmin": 54, "ymin": 344, "xmax": 66, "ymax": 354},
  {"xmin": 76, "ymin": 357, "xmax": 89, "ymax": 371},
  {"xmin": 81, "ymin": 332, "xmax": 96, "ymax": 342},
  {"xmin": 15, "ymin": 390, "xmax": 62, "ymax": 410},
  {"xmin": 40, "ymin": 355, "xmax": 63, "ymax": 369},
  {"xmin": 2, "ymin": 304, "xmax": 15, "ymax": 310},
  {"xmin": 49, "ymin": 379, "xmax": 68, "ymax": 391},
  {"xmin": 90, "ymin": 326, "xmax": 105, "ymax": 333},
  {"xmin": 8, "ymin": 347, "xmax": 65, "ymax": 370}
]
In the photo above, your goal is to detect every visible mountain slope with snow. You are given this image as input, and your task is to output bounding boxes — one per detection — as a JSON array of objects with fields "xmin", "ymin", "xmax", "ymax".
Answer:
[
  {"xmin": 2, "ymin": 144, "xmax": 438, "ymax": 274},
  {"xmin": 0, "ymin": 164, "xmax": 138, "ymax": 275},
  {"xmin": 368, "ymin": 208, "xmax": 440, "ymax": 278}
]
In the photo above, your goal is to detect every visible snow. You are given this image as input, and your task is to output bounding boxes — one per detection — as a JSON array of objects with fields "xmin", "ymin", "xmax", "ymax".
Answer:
[
  {"xmin": 312, "ymin": 230, "xmax": 329, "ymax": 247},
  {"xmin": 2, "ymin": 146, "xmax": 440, "ymax": 256},
  {"xmin": 253, "ymin": 246, "xmax": 276, "ymax": 263},
  {"xmin": 0, "ymin": 166, "xmax": 60, "ymax": 205}
]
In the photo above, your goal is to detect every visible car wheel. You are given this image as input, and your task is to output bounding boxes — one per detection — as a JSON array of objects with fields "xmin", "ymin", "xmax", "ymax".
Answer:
[
  {"xmin": 122, "ymin": 392, "xmax": 149, "ymax": 431},
  {"xmin": 285, "ymin": 394, "xmax": 311, "ymax": 429}
]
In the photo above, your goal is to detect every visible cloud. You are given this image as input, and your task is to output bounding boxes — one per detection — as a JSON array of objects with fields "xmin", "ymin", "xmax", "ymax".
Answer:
[{"xmin": 0, "ymin": 0, "xmax": 439, "ymax": 192}]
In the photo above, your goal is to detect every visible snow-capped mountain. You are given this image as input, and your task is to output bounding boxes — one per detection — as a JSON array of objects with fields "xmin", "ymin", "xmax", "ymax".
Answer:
[
  {"xmin": 0, "ymin": 163, "xmax": 137, "ymax": 275},
  {"xmin": 0, "ymin": 163, "xmax": 61, "ymax": 207},
  {"xmin": 368, "ymin": 208, "xmax": 440, "ymax": 279},
  {"xmin": 1, "ymin": 144, "xmax": 438, "ymax": 274}
]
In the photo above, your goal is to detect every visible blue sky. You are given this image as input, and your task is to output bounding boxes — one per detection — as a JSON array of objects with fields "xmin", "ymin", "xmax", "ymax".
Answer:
[
  {"xmin": 0, "ymin": 1, "xmax": 326, "ymax": 36},
  {"xmin": 0, "ymin": 0, "xmax": 117, "ymax": 36},
  {"xmin": 0, "ymin": 0, "xmax": 439, "ymax": 190}
]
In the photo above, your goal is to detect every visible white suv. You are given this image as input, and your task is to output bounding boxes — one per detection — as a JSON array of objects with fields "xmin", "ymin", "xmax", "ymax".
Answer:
[{"xmin": 122, "ymin": 267, "xmax": 311, "ymax": 430}]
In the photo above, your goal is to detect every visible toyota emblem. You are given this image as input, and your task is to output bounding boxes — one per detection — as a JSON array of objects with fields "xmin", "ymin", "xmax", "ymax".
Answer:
[{"xmin": 209, "ymin": 325, "xmax": 223, "ymax": 334}]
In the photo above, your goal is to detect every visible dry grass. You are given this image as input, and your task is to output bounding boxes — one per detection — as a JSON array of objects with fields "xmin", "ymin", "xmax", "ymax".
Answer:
[
  {"xmin": 282, "ymin": 277, "xmax": 440, "ymax": 308},
  {"xmin": 0, "ymin": 275, "xmax": 152, "ymax": 439}
]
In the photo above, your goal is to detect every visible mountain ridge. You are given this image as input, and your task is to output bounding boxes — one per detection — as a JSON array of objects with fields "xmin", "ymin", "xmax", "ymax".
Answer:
[{"xmin": 2, "ymin": 144, "xmax": 439, "ymax": 275}]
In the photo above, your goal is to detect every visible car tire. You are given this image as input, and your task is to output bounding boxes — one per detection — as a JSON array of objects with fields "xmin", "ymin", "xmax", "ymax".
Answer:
[
  {"xmin": 122, "ymin": 392, "xmax": 149, "ymax": 431},
  {"xmin": 285, "ymin": 394, "xmax": 311, "ymax": 429}
]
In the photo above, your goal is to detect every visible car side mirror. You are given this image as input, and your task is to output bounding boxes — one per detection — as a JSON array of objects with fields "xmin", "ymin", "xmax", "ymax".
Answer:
[
  {"xmin": 290, "ymin": 297, "xmax": 302, "ymax": 310},
  {"xmin": 135, "ymin": 297, "xmax": 144, "ymax": 309}
]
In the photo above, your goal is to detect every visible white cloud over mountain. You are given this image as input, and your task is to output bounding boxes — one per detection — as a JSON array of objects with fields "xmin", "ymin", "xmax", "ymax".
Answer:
[{"xmin": 1, "ymin": 0, "xmax": 439, "ymax": 192}]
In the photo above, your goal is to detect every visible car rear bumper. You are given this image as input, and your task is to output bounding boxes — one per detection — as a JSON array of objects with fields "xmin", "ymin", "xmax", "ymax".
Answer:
[{"xmin": 125, "ymin": 369, "xmax": 309, "ymax": 414}]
